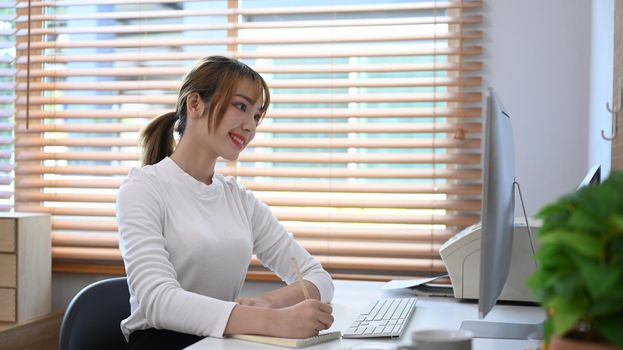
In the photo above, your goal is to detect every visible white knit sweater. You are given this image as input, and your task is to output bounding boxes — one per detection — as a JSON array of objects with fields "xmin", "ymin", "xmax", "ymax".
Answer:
[{"xmin": 116, "ymin": 157, "xmax": 334, "ymax": 340}]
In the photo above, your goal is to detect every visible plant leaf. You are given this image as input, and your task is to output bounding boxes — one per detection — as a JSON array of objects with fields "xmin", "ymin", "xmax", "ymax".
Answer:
[
  {"xmin": 612, "ymin": 214, "xmax": 623, "ymax": 232},
  {"xmin": 547, "ymin": 294, "xmax": 587, "ymax": 336},
  {"xmin": 552, "ymin": 273, "xmax": 580, "ymax": 299},
  {"xmin": 534, "ymin": 243, "xmax": 572, "ymax": 269},
  {"xmin": 590, "ymin": 283, "xmax": 623, "ymax": 316},
  {"xmin": 538, "ymin": 231, "xmax": 603, "ymax": 259},
  {"xmin": 609, "ymin": 236, "xmax": 623, "ymax": 265},
  {"xmin": 578, "ymin": 264, "xmax": 621, "ymax": 300},
  {"xmin": 542, "ymin": 317, "xmax": 553, "ymax": 346},
  {"xmin": 525, "ymin": 270, "xmax": 547, "ymax": 296},
  {"xmin": 593, "ymin": 314, "xmax": 623, "ymax": 348},
  {"xmin": 567, "ymin": 209, "xmax": 602, "ymax": 232}
]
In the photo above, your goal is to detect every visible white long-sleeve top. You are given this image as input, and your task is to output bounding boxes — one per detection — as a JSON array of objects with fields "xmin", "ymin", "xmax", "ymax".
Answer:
[{"xmin": 116, "ymin": 157, "xmax": 334, "ymax": 340}]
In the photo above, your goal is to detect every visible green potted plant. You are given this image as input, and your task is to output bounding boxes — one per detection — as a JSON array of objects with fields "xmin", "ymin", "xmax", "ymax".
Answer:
[{"xmin": 526, "ymin": 170, "xmax": 623, "ymax": 350}]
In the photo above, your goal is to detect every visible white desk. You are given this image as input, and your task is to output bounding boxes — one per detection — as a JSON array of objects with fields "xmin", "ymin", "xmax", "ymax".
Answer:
[{"xmin": 185, "ymin": 280, "xmax": 545, "ymax": 350}]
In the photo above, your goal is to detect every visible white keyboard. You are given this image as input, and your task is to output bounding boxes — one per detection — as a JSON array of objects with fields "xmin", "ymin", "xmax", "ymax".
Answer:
[{"xmin": 342, "ymin": 297, "xmax": 417, "ymax": 338}]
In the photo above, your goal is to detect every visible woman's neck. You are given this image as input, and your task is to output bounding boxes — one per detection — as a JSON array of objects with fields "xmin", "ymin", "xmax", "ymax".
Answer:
[{"xmin": 170, "ymin": 140, "xmax": 217, "ymax": 185}]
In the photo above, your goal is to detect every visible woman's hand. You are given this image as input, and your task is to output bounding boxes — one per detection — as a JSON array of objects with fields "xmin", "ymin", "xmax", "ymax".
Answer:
[
  {"xmin": 268, "ymin": 299, "xmax": 334, "ymax": 339},
  {"xmin": 235, "ymin": 296, "xmax": 273, "ymax": 308}
]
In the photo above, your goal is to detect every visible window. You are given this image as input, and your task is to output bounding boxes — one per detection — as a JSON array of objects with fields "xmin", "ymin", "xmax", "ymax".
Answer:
[{"xmin": 14, "ymin": 0, "xmax": 482, "ymax": 281}]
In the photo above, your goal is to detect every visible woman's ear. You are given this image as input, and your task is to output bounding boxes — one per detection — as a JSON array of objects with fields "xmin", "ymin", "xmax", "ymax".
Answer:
[{"xmin": 186, "ymin": 92, "xmax": 206, "ymax": 119}]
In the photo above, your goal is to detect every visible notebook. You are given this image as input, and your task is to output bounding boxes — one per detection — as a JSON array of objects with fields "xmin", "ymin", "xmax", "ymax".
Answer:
[{"xmin": 231, "ymin": 331, "xmax": 341, "ymax": 348}]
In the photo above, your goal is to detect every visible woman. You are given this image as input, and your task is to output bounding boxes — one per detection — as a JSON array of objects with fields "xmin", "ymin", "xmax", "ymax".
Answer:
[{"xmin": 116, "ymin": 56, "xmax": 334, "ymax": 349}]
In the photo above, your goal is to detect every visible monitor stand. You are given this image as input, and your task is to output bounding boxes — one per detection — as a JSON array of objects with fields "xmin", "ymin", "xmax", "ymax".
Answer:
[{"xmin": 460, "ymin": 320, "xmax": 542, "ymax": 340}]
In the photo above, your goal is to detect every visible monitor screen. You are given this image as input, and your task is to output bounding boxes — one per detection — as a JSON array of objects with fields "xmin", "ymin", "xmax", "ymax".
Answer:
[{"xmin": 478, "ymin": 88, "xmax": 516, "ymax": 319}]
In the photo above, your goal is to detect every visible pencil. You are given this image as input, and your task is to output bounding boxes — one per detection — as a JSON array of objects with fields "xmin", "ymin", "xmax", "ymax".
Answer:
[{"xmin": 291, "ymin": 257, "xmax": 310, "ymax": 299}]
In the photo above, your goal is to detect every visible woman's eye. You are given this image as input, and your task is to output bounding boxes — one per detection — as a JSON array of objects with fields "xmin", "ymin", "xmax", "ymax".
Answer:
[
  {"xmin": 236, "ymin": 103, "xmax": 247, "ymax": 112},
  {"xmin": 254, "ymin": 114, "xmax": 262, "ymax": 123}
]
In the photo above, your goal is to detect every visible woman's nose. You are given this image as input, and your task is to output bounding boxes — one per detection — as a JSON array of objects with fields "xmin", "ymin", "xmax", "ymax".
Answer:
[{"xmin": 242, "ymin": 115, "xmax": 256, "ymax": 132}]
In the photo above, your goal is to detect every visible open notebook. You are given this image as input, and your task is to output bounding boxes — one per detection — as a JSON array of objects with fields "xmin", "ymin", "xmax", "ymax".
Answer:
[{"xmin": 232, "ymin": 331, "xmax": 341, "ymax": 348}]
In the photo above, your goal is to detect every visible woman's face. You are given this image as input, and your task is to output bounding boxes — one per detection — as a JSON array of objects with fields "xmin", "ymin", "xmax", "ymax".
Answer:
[{"xmin": 204, "ymin": 79, "xmax": 264, "ymax": 161}]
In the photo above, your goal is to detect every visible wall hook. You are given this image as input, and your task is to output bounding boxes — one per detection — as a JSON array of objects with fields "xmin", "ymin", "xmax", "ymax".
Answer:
[
  {"xmin": 606, "ymin": 101, "xmax": 621, "ymax": 114},
  {"xmin": 602, "ymin": 78, "xmax": 621, "ymax": 141},
  {"xmin": 601, "ymin": 120, "xmax": 617, "ymax": 141}
]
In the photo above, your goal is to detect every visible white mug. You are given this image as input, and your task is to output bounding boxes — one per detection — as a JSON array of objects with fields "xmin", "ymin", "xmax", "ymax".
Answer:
[{"xmin": 411, "ymin": 329, "xmax": 473, "ymax": 350}]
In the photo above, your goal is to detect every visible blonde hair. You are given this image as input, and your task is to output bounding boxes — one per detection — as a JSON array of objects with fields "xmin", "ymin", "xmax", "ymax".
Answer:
[{"xmin": 140, "ymin": 56, "xmax": 270, "ymax": 166}]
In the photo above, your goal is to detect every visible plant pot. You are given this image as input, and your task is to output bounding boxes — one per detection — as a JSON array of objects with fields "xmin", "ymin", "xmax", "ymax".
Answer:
[{"xmin": 549, "ymin": 336, "xmax": 622, "ymax": 350}]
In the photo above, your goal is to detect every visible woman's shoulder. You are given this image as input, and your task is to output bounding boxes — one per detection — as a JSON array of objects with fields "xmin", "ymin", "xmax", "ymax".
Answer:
[
  {"xmin": 127, "ymin": 163, "xmax": 159, "ymax": 182},
  {"xmin": 119, "ymin": 162, "xmax": 168, "ymax": 194}
]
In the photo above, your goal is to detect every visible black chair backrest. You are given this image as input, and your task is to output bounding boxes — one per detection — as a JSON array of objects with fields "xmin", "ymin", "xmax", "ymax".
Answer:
[{"xmin": 59, "ymin": 276, "xmax": 130, "ymax": 350}]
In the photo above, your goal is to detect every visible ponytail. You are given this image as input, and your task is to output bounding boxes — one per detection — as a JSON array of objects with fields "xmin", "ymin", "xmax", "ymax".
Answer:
[{"xmin": 140, "ymin": 112, "xmax": 178, "ymax": 166}]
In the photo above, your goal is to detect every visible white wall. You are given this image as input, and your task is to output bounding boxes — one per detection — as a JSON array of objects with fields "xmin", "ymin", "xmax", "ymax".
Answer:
[
  {"xmin": 483, "ymin": 0, "xmax": 594, "ymax": 216},
  {"xmin": 589, "ymin": 0, "xmax": 614, "ymax": 177}
]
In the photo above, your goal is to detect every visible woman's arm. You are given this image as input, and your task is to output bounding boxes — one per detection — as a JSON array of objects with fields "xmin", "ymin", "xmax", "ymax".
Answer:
[
  {"xmin": 224, "ymin": 299, "xmax": 333, "ymax": 338},
  {"xmin": 227, "ymin": 180, "xmax": 335, "ymax": 337},
  {"xmin": 235, "ymin": 280, "xmax": 321, "ymax": 308},
  {"xmin": 241, "ymin": 184, "xmax": 335, "ymax": 304}
]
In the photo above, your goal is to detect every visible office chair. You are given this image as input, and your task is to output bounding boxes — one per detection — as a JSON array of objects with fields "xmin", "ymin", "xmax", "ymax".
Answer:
[{"xmin": 59, "ymin": 276, "xmax": 130, "ymax": 350}]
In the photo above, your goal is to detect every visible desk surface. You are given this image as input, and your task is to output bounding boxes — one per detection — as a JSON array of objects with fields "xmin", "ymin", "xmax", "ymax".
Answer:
[{"xmin": 185, "ymin": 280, "xmax": 545, "ymax": 350}]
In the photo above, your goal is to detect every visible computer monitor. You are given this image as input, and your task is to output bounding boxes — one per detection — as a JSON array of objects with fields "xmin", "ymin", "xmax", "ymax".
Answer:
[
  {"xmin": 478, "ymin": 88, "xmax": 515, "ymax": 319},
  {"xmin": 577, "ymin": 164, "xmax": 601, "ymax": 190},
  {"xmin": 460, "ymin": 88, "xmax": 541, "ymax": 340}
]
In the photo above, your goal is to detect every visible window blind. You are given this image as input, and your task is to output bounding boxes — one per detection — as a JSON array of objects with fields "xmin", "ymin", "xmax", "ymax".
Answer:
[
  {"xmin": 0, "ymin": 3, "xmax": 14, "ymax": 212},
  {"xmin": 14, "ymin": 0, "xmax": 482, "ymax": 281}
]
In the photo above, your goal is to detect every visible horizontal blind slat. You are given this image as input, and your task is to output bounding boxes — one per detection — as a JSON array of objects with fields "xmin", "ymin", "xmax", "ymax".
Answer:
[
  {"xmin": 16, "ymin": 151, "xmax": 481, "ymax": 165},
  {"xmin": 15, "ymin": 178, "xmax": 481, "ymax": 195},
  {"xmin": 50, "ymin": 233, "xmax": 446, "ymax": 257},
  {"xmin": 20, "ymin": 1, "xmax": 481, "ymax": 19},
  {"xmin": 20, "ymin": 205, "xmax": 478, "ymax": 226},
  {"xmin": 51, "ymin": 247, "xmax": 447, "ymax": 272},
  {"xmin": 16, "ymin": 122, "xmax": 481, "ymax": 134},
  {"xmin": 16, "ymin": 92, "xmax": 482, "ymax": 105},
  {"xmin": 17, "ymin": 31, "xmax": 482, "ymax": 49},
  {"xmin": 16, "ymin": 137, "xmax": 480, "ymax": 149},
  {"xmin": 15, "ymin": 165, "xmax": 481, "ymax": 179},
  {"xmin": 17, "ymin": 191, "xmax": 480, "ymax": 211},
  {"xmin": 17, "ymin": 77, "xmax": 482, "ymax": 91},
  {"xmin": 16, "ymin": 62, "xmax": 483, "ymax": 77},
  {"xmin": 51, "ymin": 226, "xmax": 456, "ymax": 241},
  {"xmin": 19, "ymin": 47, "xmax": 482, "ymax": 63},
  {"xmin": 19, "ymin": 16, "xmax": 482, "ymax": 35},
  {"xmin": 16, "ymin": 107, "xmax": 482, "ymax": 119}
]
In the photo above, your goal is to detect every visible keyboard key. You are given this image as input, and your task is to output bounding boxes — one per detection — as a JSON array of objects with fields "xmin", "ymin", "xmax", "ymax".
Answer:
[
  {"xmin": 391, "ymin": 299, "xmax": 408, "ymax": 319},
  {"xmin": 385, "ymin": 299, "xmax": 400, "ymax": 319},
  {"xmin": 361, "ymin": 300, "xmax": 378, "ymax": 315}
]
